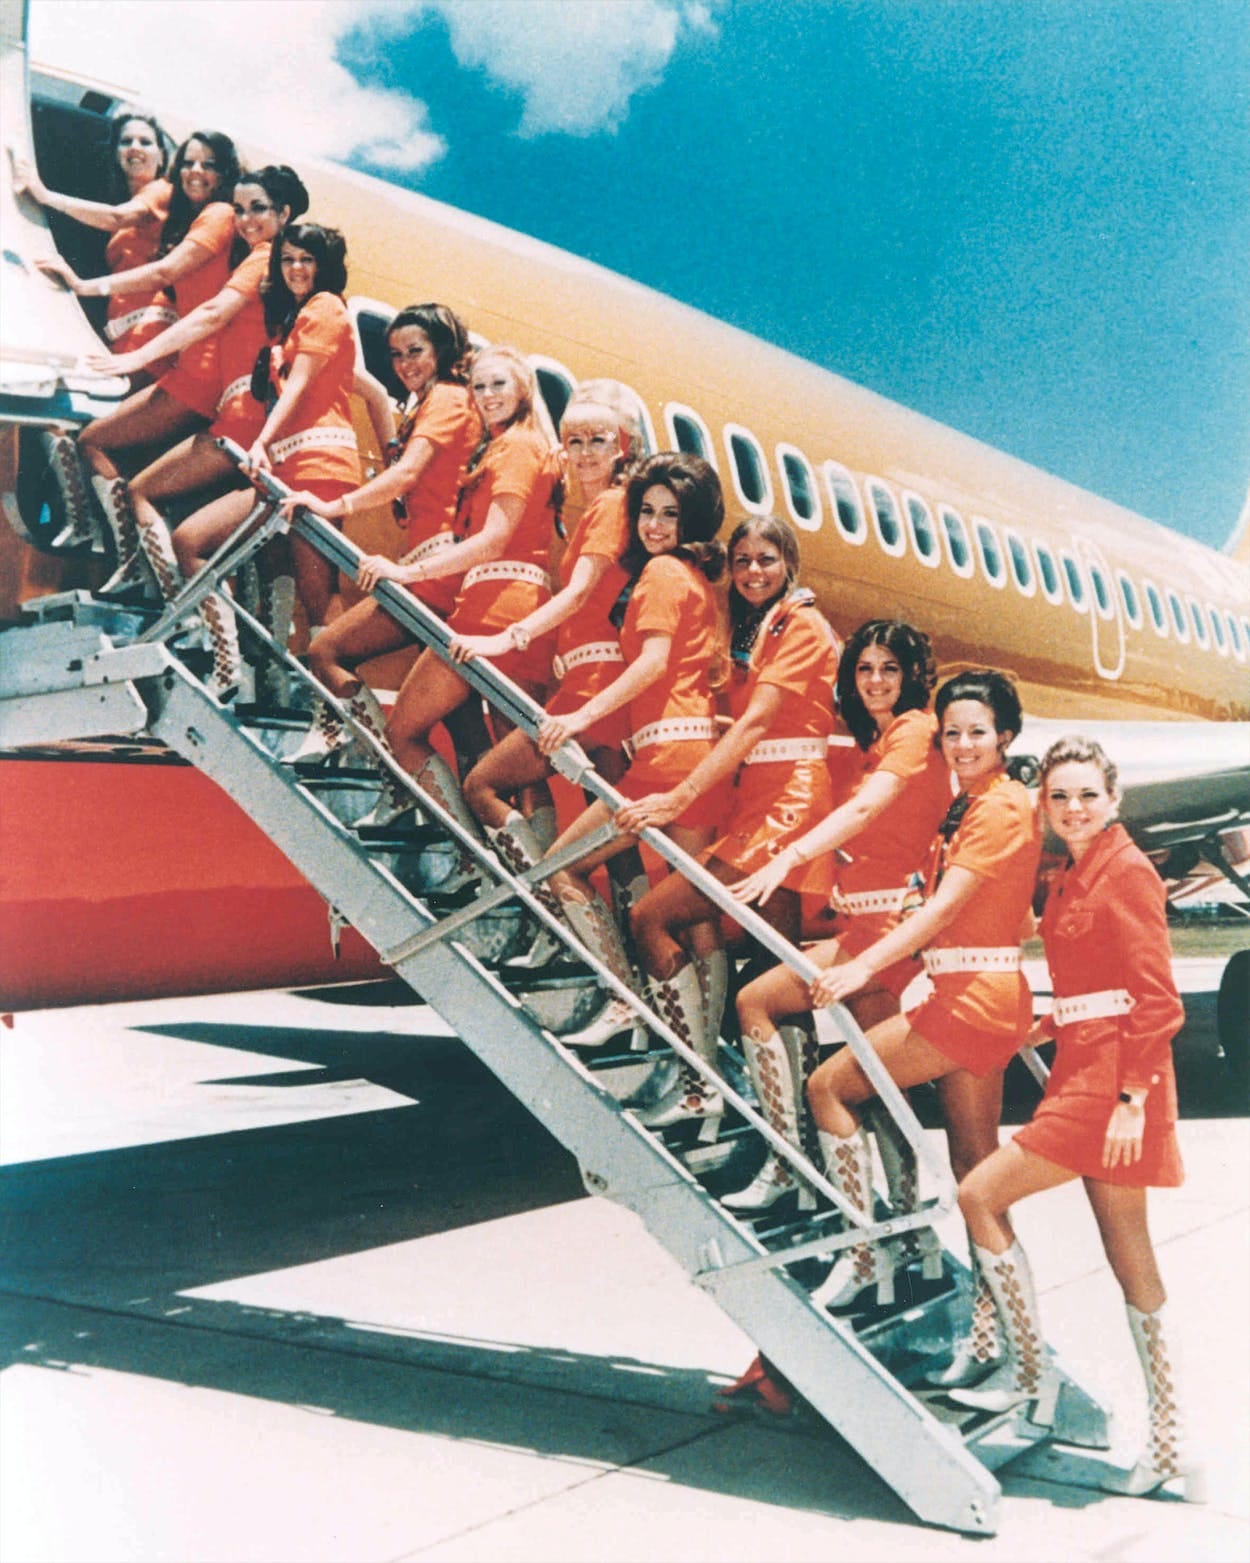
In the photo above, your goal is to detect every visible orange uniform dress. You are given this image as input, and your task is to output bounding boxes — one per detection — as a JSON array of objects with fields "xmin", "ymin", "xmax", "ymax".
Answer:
[
  {"xmin": 1015, "ymin": 824, "xmax": 1184, "ymax": 1185},
  {"xmin": 707, "ymin": 593, "xmax": 839, "ymax": 886},
  {"xmin": 157, "ymin": 200, "xmax": 235, "ymax": 417},
  {"xmin": 104, "ymin": 177, "xmax": 176, "ymax": 359},
  {"xmin": 544, "ymin": 485, "xmax": 631, "ymax": 750},
  {"xmin": 905, "ymin": 772, "xmax": 1041, "ymax": 1074},
  {"xmin": 393, "ymin": 382, "xmax": 482, "ymax": 617},
  {"xmin": 615, "ymin": 553, "xmax": 728, "ymax": 831},
  {"xmin": 209, "ymin": 240, "xmax": 271, "ymax": 448},
  {"xmin": 268, "ymin": 292, "xmax": 360, "ymax": 502},
  {"xmin": 833, "ymin": 709, "xmax": 954, "ymax": 997},
  {"xmin": 447, "ymin": 423, "xmax": 557, "ymax": 685}
]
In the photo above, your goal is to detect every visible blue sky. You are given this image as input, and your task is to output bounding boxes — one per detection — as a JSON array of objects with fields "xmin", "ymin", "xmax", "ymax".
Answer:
[{"xmin": 35, "ymin": 1, "xmax": 1250, "ymax": 550}]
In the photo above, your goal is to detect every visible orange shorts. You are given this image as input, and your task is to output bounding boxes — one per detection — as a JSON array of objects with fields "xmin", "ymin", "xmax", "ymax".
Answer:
[
  {"xmin": 545, "ymin": 659, "xmax": 631, "ymax": 751},
  {"xmin": 906, "ymin": 973, "xmax": 1032, "ymax": 1077},
  {"xmin": 158, "ymin": 363, "xmax": 219, "ymax": 419},
  {"xmin": 707, "ymin": 758, "xmax": 834, "ymax": 895},
  {"xmin": 617, "ymin": 738, "xmax": 733, "ymax": 831}
]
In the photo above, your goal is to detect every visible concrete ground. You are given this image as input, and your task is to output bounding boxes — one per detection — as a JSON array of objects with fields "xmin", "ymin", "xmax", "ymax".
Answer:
[{"xmin": 1, "ymin": 978, "xmax": 1247, "ymax": 1563}]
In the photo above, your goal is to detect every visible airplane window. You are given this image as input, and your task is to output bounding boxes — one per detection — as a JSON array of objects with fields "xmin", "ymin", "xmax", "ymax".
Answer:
[
  {"xmin": 1144, "ymin": 581, "xmax": 1168, "ymax": 635},
  {"xmin": 535, "ymin": 367, "xmax": 573, "ymax": 431},
  {"xmin": 1088, "ymin": 561, "xmax": 1114, "ymax": 619},
  {"xmin": 1005, "ymin": 530, "xmax": 1035, "ymax": 595},
  {"xmin": 1187, "ymin": 597, "xmax": 1209, "ymax": 649},
  {"xmin": 349, "ymin": 299, "xmax": 402, "ymax": 399},
  {"xmin": 1060, "ymin": 552, "xmax": 1089, "ymax": 613},
  {"xmin": 1166, "ymin": 588, "xmax": 1189, "ymax": 641},
  {"xmin": 904, "ymin": 493, "xmax": 940, "ymax": 567},
  {"xmin": 1033, "ymin": 542, "xmax": 1063, "ymax": 603},
  {"xmin": 724, "ymin": 425, "xmax": 772, "ymax": 512},
  {"xmin": 867, "ymin": 480, "xmax": 906, "ymax": 557},
  {"xmin": 940, "ymin": 507, "xmax": 974, "ymax": 577},
  {"xmin": 778, "ymin": 445, "xmax": 821, "ymax": 531},
  {"xmin": 665, "ymin": 404, "xmax": 716, "ymax": 467},
  {"xmin": 1208, "ymin": 606, "xmax": 1227, "ymax": 654},
  {"xmin": 1116, "ymin": 570, "xmax": 1142, "ymax": 628},
  {"xmin": 823, "ymin": 462, "xmax": 866, "ymax": 544},
  {"xmin": 973, "ymin": 518, "xmax": 1006, "ymax": 588},
  {"xmin": 1226, "ymin": 612, "xmax": 1245, "ymax": 660},
  {"xmin": 618, "ymin": 382, "xmax": 658, "ymax": 452},
  {"xmin": 1242, "ymin": 617, "xmax": 1250, "ymax": 656}
]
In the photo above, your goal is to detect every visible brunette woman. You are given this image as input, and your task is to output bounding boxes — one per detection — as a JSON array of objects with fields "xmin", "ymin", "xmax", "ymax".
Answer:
[
  {"xmin": 954, "ymin": 737, "xmax": 1201, "ymax": 1497},
  {"xmin": 615, "ymin": 514, "xmax": 840, "ymax": 1131}
]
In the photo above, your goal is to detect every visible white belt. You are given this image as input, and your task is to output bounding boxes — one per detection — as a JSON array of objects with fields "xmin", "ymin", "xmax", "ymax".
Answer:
[
  {"xmin": 105, "ymin": 304, "xmax": 178, "ymax": 342},
  {"xmin": 833, "ymin": 885, "xmax": 909, "ymax": 915},
  {"xmin": 553, "ymin": 641, "xmax": 624, "ymax": 679},
  {"xmin": 742, "ymin": 737, "xmax": 827, "ymax": 766},
  {"xmin": 461, "ymin": 560, "xmax": 551, "ymax": 592},
  {"xmin": 401, "ymin": 532, "xmax": 457, "ymax": 567},
  {"xmin": 923, "ymin": 946, "xmax": 1022, "ymax": 976},
  {"xmin": 216, "ymin": 375, "xmax": 253, "ymax": 413},
  {"xmin": 1053, "ymin": 988, "xmax": 1134, "ymax": 1025},
  {"xmin": 270, "ymin": 426, "xmax": 357, "ymax": 464},
  {"xmin": 626, "ymin": 717, "xmax": 717, "ymax": 758}
]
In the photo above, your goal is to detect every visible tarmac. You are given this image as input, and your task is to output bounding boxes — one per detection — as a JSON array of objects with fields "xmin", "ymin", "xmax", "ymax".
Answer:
[{"xmin": 1, "ymin": 972, "xmax": 1247, "ymax": 1563}]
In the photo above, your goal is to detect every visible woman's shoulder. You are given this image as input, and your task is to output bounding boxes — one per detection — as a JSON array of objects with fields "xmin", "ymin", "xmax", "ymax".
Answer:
[
  {"xmin": 639, "ymin": 551, "xmax": 696, "ymax": 592},
  {"xmin": 187, "ymin": 199, "xmax": 235, "ymax": 247}
]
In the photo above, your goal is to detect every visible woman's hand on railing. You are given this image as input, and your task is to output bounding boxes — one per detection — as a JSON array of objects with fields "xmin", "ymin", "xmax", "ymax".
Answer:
[
  {"xmin": 536, "ymin": 711, "xmax": 583, "ymax": 758},
  {"xmin": 448, "ymin": 630, "xmax": 508, "ymax": 664},
  {"xmin": 242, "ymin": 441, "xmax": 272, "ymax": 478},
  {"xmin": 615, "ymin": 786, "xmax": 691, "ymax": 834},
  {"xmin": 278, "ymin": 489, "xmax": 338, "ymax": 522},
  {"xmin": 730, "ymin": 847, "xmax": 796, "ymax": 908},
  {"xmin": 809, "ymin": 955, "xmax": 870, "ymax": 1009},
  {"xmin": 11, "ymin": 152, "xmax": 49, "ymax": 205},
  {"xmin": 36, "ymin": 254, "xmax": 87, "ymax": 293},
  {"xmin": 84, "ymin": 347, "xmax": 136, "ymax": 377},
  {"xmin": 355, "ymin": 553, "xmax": 409, "ymax": 593}
]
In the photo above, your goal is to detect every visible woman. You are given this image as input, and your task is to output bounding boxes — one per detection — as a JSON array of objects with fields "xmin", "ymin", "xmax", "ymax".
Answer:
[
  {"xmin": 533, "ymin": 453, "xmax": 727, "ymax": 1124},
  {"xmin": 76, "ymin": 165, "xmax": 309, "ymax": 605},
  {"xmin": 616, "ymin": 515, "xmax": 840, "ymax": 1132},
  {"xmin": 355, "ymin": 345, "xmax": 559, "ymax": 857},
  {"xmin": 954, "ymin": 737, "xmax": 1201, "ymax": 1495},
  {"xmin": 798, "ymin": 669, "xmax": 1040, "ymax": 1313},
  {"xmin": 451, "ymin": 379, "xmax": 645, "ymax": 963},
  {"xmin": 725, "ymin": 619, "xmax": 950, "ymax": 1212},
  {"xmin": 278, "ymin": 303, "xmax": 482, "ymax": 760},
  {"xmin": 14, "ymin": 108, "xmax": 177, "ymax": 369}
]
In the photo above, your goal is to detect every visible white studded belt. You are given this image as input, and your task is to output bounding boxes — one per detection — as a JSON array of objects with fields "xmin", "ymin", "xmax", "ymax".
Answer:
[
  {"xmin": 270, "ymin": 426, "xmax": 357, "ymax": 464},
  {"xmin": 400, "ymin": 532, "xmax": 457, "ymax": 566},
  {"xmin": 1053, "ymin": 988, "xmax": 1134, "ymax": 1025},
  {"xmin": 742, "ymin": 737, "xmax": 827, "ymax": 766},
  {"xmin": 461, "ymin": 560, "xmax": 551, "ymax": 592},
  {"xmin": 553, "ymin": 641, "xmax": 624, "ymax": 679},
  {"xmin": 833, "ymin": 885, "xmax": 909, "ymax": 915},
  {"xmin": 923, "ymin": 946, "xmax": 1023, "ymax": 976},
  {"xmin": 215, "ymin": 376, "xmax": 253, "ymax": 413},
  {"xmin": 625, "ymin": 717, "xmax": 717, "ymax": 759},
  {"xmin": 105, "ymin": 304, "xmax": 178, "ymax": 341}
]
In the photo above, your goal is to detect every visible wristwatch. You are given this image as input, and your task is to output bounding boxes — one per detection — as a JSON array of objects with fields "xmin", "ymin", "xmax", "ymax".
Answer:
[
  {"xmin": 509, "ymin": 624, "xmax": 531, "ymax": 652},
  {"xmin": 1118, "ymin": 1087, "xmax": 1148, "ymax": 1108}
]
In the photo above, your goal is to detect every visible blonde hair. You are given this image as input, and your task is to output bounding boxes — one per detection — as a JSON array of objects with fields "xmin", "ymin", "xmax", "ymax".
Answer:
[
  {"xmin": 562, "ymin": 378, "xmax": 647, "ymax": 464},
  {"xmin": 470, "ymin": 345, "xmax": 540, "ymax": 435}
]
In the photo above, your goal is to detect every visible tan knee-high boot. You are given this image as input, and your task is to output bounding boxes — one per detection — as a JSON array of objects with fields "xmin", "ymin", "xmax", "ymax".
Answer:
[
  {"xmin": 201, "ymin": 590, "xmax": 242, "ymax": 701},
  {"xmin": 925, "ymin": 1248, "xmax": 1000, "ymax": 1387},
  {"xmin": 92, "ymin": 474, "xmax": 153, "ymax": 594},
  {"xmin": 868, "ymin": 1102, "xmax": 943, "ymax": 1281},
  {"xmin": 1100, "ymin": 1304, "xmax": 1205, "ymax": 1500},
  {"xmin": 949, "ymin": 1240, "xmax": 1059, "ymax": 1424},
  {"xmin": 810, "ymin": 1125, "xmax": 903, "ymax": 1310},
  {"xmin": 558, "ymin": 892, "xmax": 639, "ymax": 1048},
  {"xmin": 485, "ymin": 809, "xmax": 565, "ymax": 969},
  {"xmin": 47, "ymin": 432, "xmax": 103, "ymax": 551},
  {"xmin": 723, "ymin": 1028, "xmax": 813, "ymax": 1211},
  {"xmin": 636, "ymin": 962, "xmax": 723, "ymax": 1138}
]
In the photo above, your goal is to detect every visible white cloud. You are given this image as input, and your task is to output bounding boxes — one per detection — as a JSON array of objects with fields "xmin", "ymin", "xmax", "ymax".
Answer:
[
  {"xmin": 27, "ymin": 0, "xmax": 446, "ymax": 173},
  {"xmin": 433, "ymin": 0, "xmax": 721, "ymax": 136}
]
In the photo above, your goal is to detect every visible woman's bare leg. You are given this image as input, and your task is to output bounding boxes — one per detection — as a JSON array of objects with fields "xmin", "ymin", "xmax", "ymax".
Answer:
[
  {"xmin": 79, "ymin": 386, "xmax": 201, "ymax": 479},
  {"xmin": 1085, "ymin": 1179, "xmax": 1165, "ymax": 1312},
  {"xmin": 958, "ymin": 1139, "xmax": 1078, "ymax": 1253},
  {"xmin": 306, "ymin": 598, "xmax": 412, "ymax": 700},
  {"xmin": 172, "ymin": 489, "xmax": 261, "ymax": 579},
  {"xmin": 463, "ymin": 728, "xmax": 553, "ymax": 831},
  {"xmin": 807, "ymin": 1013, "xmax": 956, "ymax": 1138}
]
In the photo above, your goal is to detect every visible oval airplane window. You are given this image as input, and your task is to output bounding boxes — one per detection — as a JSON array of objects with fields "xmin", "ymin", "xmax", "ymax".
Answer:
[
  {"xmin": 348, "ymin": 297, "xmax": 401, "ymax": 399},
  {"xmin": 973, "ymin": 517, "xmax": 1007, "ymax": 589},
  {"xmin": 867, "ymin": 479, "xmax": 906, "ymax": 558},
  {"xmin": 665, "ymin": 403, "xmax": 716, "ymax": 467},
  {"xmin": 1226, "ymin": 611, "xmax": 1245, "ymax": 661},
  {"xmin": 778, "ymin": 444, "xmax": 821, "ymax": 532},
  {"xmin": 823, "ymin": 462, "xmax": 866, "ymax": 544},
  {"xmin": 1144, "ymin": 580, "xmax": 1167, "ymax": 636},
  {"xmin": 1060, "ymin": 552, "xmax": 1089, "ymax": 614},
  {"xmin": 1088, "ymin": 560, "xmax": 1114, "ymax": 619},
  {"xmin": 1208, "ymin": 605, "xmax": 1227, "ymax": 655},
  {"xmin": 1187, "ymin": 596, "xmax": 1209, "ymax": 649},
  {"xmin": 941, "ymin": 506, "xmax": 974, "ymax": 578},
  {"xmin": 724, "ymin": 424, "xmax": 772, "ymax": 513},
  {"xmin": 611, "ymin": 381, "xmax": 656, "ymax": 453},
  {"xmin": 1166, "ymin": 588, "xmax": 1190, "ymax": 641},
  {"xmin": 1116, "ymin": 570, "xmax": 1143, "ymax": 629},
  {"xmin": 904, "ymin": 493, "xmax": 940, "ymax": 567},
  {"xmin": 528, "ymin": 353, "xmax": 576, "ymax": 438},
  {"xmin": 1242, "ymin": 616, "xmax": 1250, "ymax": 656},
  {"xmin": 1033, "ymin": 541, "xmax": 1063, "ymax": 604},
  {"xmin": 1005, "ymin": 530, "xmax": 1035, "ymax": 595}
]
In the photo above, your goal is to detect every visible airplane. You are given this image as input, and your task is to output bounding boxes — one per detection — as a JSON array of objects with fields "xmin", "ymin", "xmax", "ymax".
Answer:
[{"xmin": 0, "ymin": 4, "xmax": 1246, "ymax": 1067}]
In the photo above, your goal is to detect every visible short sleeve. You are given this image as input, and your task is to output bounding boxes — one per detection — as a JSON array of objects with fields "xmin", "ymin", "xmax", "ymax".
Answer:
[
  {"xmin": 224, "ymin": 245, "xmax": 268, "ymax": 302},
  {"xmin": 753, "ymin": 609, "xmax": 837, "ymax": 695},
  {"xmin": 414, "ymin": 383, "xmax": 475, "ymax": 448},
  {"xmin": 184, "ymin": 201, "xmax": 235, "ymax": 258},
  {"xmin": 578, "ymin": 489, "xmax": 629, "ymax": 561},
  {"xmin": 951, "ymin": 788, "xmax": 1034, "ymax": 880},
  {"xmin": 288, "ymin": 293, "xmax": 348, "ymax": 361},
  {"xmin": 875, "ymin": 710, "xmax": 939, "ymax": 781},
  {"xmin": 135, "ymin": 178, "xmax": 171, "ymax": 220},
  {"xmin": 486, "ymin": 428, "xmax": 546, "ymax": 504},
  {"xmin": 630, "ymin": 554, "xmax": 690, "ymax": 637}
]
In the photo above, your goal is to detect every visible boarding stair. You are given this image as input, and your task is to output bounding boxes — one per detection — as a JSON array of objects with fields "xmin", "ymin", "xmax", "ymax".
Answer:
[{"xmin": 0, "ymin": 439, "xmax": 1113, "ymax": 1535}]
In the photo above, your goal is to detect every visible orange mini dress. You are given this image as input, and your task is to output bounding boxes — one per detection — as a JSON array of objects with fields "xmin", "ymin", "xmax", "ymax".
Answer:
[
  {"xmin": 446, "ymin": 423, "xmax": 557, "ymax": 686},
  {"xmin": 905, "ymin": 771, "xmax": 1041, "ymax": 1075},
  {"xmin": 831, "ymin": 709, "xmax": 955, "ymax": 997},
  {"xmin": 544, "ymin": 485, "xmax": 632, "ymax": 751},
  {"xmin": 157, "ymin": 200, "xmax": 235, "ymax": 417},
  {"xmin": 209, "ymin": 241, "xmax": 271, "ymax": 449},
  {"xmin": 389, "ymin": 381, "xmax": 482, "ymax": 617},
  {"xmin": 706, "ymin": 592, "xmax": 839, "ymax": 886},
  {"xmin": 615, "ymin": 552, "xmax": 728, "ymax": 831},
  {"xmin": 104, "ymin": 178, "xmax": 176, "ymax": 360},
  {"xmin": 267, "ymin": 292, "xmax": 360, "ymax": 504},
  {"xmin": 1015, "ymin": 824, "xmax": 1184, "ymax": 1186}
]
